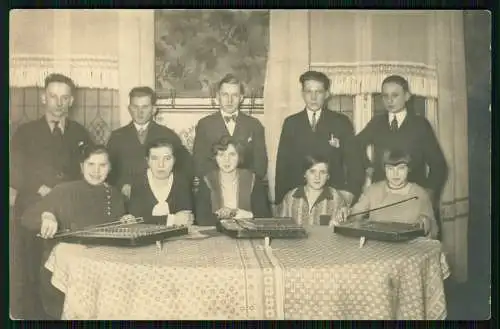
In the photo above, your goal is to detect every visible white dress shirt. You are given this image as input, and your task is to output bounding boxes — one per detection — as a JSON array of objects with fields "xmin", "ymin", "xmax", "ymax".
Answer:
[
  {"xmin": 134, "ymin": 121, "xmax": 150, "ymax": 134},
  {"xmin": 221, "ymin": 111, "xmax": 238, "ymax": 136},
  {"xmin": 47, "ymin": 117, "xmax": 66, "ymax": 134},
  {"xmin": 388, "ymin": 109, "xmax": 407, "ymax": 129},
  {"xmin": 307, "ymin": 109, "xmax": 322, "ymax": 127}
]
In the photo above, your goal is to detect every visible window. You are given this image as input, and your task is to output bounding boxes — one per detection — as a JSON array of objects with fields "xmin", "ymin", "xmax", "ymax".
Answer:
[{"xmin": 327, "ymin": 95, "xmax": 355, "ymax": 122}]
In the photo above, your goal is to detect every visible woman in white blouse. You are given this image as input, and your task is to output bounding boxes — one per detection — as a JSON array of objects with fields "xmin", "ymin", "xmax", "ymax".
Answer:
[{"xmin": 128, "ymin": 139, "xmax": 194, "ymax": 226}]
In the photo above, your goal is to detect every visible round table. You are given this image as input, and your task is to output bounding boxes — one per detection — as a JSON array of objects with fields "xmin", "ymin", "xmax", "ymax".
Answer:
[{"xmin": 45, "ymin": 226, "xmax": 450, "ymax": 320}]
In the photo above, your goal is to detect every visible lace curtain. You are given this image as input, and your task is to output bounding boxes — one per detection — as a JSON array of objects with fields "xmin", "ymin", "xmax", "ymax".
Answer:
[{"xmin": 263, "ymin": 10, "xmax": 469, "ymax": 282}]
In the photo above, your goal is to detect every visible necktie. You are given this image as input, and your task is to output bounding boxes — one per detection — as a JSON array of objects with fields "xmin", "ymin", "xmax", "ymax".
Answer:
[
  {"xmin": 390, "ymin": 116, "xmax": 398, "ymax": 132},
  {"xmin": 52, "ymin": 121, "xmax": 63, "ymax": 138},
  {"xmin": 311, "ymin": 112, "xmax": 317, "ymax": 132},
  {"xmin": 224, "ymin": 115, "xmax": 237, "ymax": 123},
  {"xmin": 138, "ymin": 128, "xmax": 147, "ymax": 144}
]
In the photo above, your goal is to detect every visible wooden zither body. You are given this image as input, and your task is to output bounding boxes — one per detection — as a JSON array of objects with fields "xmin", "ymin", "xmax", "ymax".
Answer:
[
  {"xmin": 333, "ymin": 220, "xmax": 425, "ymax": 242},
  {"xmin": 216, "ymin": 218, "xmax": 308, "ymax": 239},
  {"xmin": 54, "ymin": 223, "xmax": 189, "ymax": 247}
]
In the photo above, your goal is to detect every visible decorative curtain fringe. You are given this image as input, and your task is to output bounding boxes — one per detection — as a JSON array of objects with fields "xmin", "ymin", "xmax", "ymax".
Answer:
[
  {"xmin": 10, "ymin": 55, "xmax": 119, "ymax": 90},
  {"xmin": 311, "ymin": 62, "xmax": 438, "ymax": 98}
]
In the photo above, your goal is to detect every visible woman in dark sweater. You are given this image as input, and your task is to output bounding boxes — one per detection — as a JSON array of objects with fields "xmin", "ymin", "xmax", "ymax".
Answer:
[
  {"xmin": 127, "ymin": 139, "xmax": 194, "ymax": 226},
  {"xmin": 21, "ymin": 144, "xmax": 129, "ymax": 319},
  {"xmin": 195, "ymin": 136, "xmax": 271, "ymax": 226}
]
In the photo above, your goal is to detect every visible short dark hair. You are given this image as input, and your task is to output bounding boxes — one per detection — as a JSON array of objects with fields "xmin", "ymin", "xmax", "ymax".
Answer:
[
  {"xmin": 145, "ymin": 139, "xmax": 176, "ymax": 159},
  {"xmin": 381, "ymin": 75, "xmax": 410, "ymax": 93},
  {"xmin": 129, "ymin": 86, "xmax": 157, "ymax": 105},
  {"xmin": 299, "ymin": 71, "xmax": 331, "ymax": 91},
  {"xmin": 79, "ymin": 143, "xmax": 109, "ymax": 163},
  {"xmin": 302, "ymin": 154, "xmax": 330, "ymax": 174},
  {"xmin": 211, "ymin": 135, "xmax": 245, "ymax": 166},
  {"xmin": 382, "ymin": 148, "xmax": 412, "ymax": 167},
  {"xmin": 44, "ymin": 73, "xmax": 76, "ymax": 92},
  {"xmin": 217, "ymin": 73, "xmax": 245, "ymax": 94}
]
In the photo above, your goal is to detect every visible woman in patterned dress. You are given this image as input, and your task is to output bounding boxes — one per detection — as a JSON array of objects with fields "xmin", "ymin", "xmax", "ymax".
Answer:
[
  {"xmin": 195, "ymin": 135, "xmax": 271, "ymax": 226},
  {"xmin": 21, "ymin": 144, "xmax": 131, "ymax": 319},
  {"xmin": 278, "ymin": 154, "xmax": 347, "ymax": 226}
]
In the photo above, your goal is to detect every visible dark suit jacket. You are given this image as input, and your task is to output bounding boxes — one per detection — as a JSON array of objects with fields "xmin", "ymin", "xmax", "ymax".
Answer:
[
  {"xmin": 356, "ymin": 111, "xmax": 448, "ymax": 198},
  {"xmin": 10, "ymin": 117, "xmax": 92, "ymax": 216},
  {"xmin": 275, "ymin": 109, "xmax": 365, "ymax": 205},
  {"xmin": 192, "ymin": 111, "xmax": 268, "ymax": 179},
  {"xmin": 128, "ymin": 172, "xmax": 193, "ymax": 225},
  {"xmin": 107, "ymin": 121, "xmax": 193, "ymax": 189}
]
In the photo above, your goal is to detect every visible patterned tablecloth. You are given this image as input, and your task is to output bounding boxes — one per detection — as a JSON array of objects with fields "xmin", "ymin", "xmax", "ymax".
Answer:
[{"xmin": 45, "ymin": 226, "xmax": 450, "ymax": 320}]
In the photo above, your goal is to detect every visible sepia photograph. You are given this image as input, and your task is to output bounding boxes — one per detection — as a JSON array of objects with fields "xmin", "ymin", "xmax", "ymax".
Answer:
[{"xmin": 9, "ymin": 9, "xmax": 491, "ymax": 321}]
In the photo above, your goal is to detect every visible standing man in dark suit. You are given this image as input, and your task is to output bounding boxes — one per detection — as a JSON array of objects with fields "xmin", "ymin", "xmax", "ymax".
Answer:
[
  {"xmin": 9, "ymin": 73, "xmax": 92, "ymax": 319},
  {"xmin": 275, "ymin": 71, "xmax": 365, "ymax": 206},
  {"xmin": 192, "ymin": 74, "xmax": 268, "ymax": 180},
  {"xmin": 107, "ymin": 87, "xmax": 193, "ymax": 198},
  {"xmin": 356, "ymin": 75, "xmax": 448, "ymax": 236}
]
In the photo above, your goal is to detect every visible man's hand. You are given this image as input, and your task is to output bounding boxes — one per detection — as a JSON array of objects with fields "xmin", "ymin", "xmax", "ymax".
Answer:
[
  {"xmin": 9, "ymin": 187, "xmax": 17, "ymax": 207},
  {"xmin": 40, "ymin": 212, "xmax": 58, "ymax": 239},
  {"xmin": 38, "ymin": 185, "xmax": 52, "ymax": 197},
  {"xmin": 417, "ymin": 215, "xmax": 431, "ymax": 236},
  {"xmin": 121, "ymin": 184, "xmax": 131, "ymax": 199},
  {"xmin": 425, "ymin": 188, "xmax": 435, "ymax": 201}
]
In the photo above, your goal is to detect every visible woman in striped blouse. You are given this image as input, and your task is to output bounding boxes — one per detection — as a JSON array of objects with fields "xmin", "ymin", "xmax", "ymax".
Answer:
[{"xmin": 278, "ymin": 154, "xmax": 347, "ymax": 226}]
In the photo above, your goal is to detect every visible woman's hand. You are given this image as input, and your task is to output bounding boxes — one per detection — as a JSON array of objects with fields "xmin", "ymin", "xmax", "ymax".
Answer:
[
  {"xmin": 119, "ymin": 214, "xmax": 137, "ymax": 224},
  {"xmin": 335, "ymin": 206, "xmax": 351, "ymax": 223},
  {"xmin": 233, "ymin": 209, "xmax": 254, "ymax": 220},
  {"xmin": 170, "ymin": 211, "xmax": 194, "ymax": 227},
  {"xmin": 40, "ymin": 212, "xmax": 58, "ymax": 239},
  {"xmin": 215, "ymin": 207, "xmax": 237, "ymax": 219}
]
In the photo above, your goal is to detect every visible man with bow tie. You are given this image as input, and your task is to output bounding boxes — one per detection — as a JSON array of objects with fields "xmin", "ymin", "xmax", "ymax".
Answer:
[
  {"xmin": 107, "ymin": 86, "xmax": 193, "ymax": 198},
  {"xmin": 192, "ymin": 74, "xmax": 268, "ymax": 180},
  {"xmin": 9, "ymin": 73, "xmax": 92, "ymax": 318}
]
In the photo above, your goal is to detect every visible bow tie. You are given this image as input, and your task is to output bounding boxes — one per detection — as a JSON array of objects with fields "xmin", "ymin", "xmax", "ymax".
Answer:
[{"xmin": 224, "ymin": 115, "xmax": 237, "ymax": 123}]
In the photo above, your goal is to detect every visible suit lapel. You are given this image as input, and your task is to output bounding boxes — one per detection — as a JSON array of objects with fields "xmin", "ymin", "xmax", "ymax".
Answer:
[
  {"xmin": 233, "ymin": 112, "xmax": 247, "ymax": 139},
  {"xmin": 215, "ymin": 112, "xmax": 231, "ymax": 136}
]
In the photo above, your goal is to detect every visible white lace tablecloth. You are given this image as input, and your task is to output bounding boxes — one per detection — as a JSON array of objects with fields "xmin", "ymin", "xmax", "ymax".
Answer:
[{"xmin": 45, "ymin": 226, "xmax": 449, "ymax": 320}]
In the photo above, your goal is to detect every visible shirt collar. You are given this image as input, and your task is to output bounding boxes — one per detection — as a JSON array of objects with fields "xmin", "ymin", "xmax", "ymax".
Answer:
[
  {"xmin": 306, "ymin": 108, "xmax": 322, "ymax": 121},
  {"xmin": 388, "ymin": 109, "xmax": 407, "ymax": 126},
  {"xmin": 134, "ymin": 121, "xmax": 150, "ymax": 132},
  {"xmin": 385, "ymin": 181, "xmax": 411, "ymax": 195},
  {"xmin": 292, "ymin": 185, "xmax": 333, "ymax": 202},
  {"xmin": 220, "ymin": 110, "xmax": 239, "ymax": 119},
  {"xmin": 46, "ymin": 116, "xmax": 66, "ymax": 133}
]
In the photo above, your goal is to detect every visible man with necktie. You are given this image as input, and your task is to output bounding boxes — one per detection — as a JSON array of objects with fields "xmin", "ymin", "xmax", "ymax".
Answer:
[
  {"xmin": 107, "ymin": 87, "xmax": 193, "ymax": 198},
  {"xmin": 356, "ymin": 75, "xmax": 448, "ymax": 235},
  {"xmin": 192, "ymin": 73, "xmax": 268, "ymax": 180},
  {"xmin": 9, "ymin": 73, "xmax": 92, "ymax": 319},
  {"xmin": 275, "ymin": 71, "xmax": 365, "ymax": 207}
]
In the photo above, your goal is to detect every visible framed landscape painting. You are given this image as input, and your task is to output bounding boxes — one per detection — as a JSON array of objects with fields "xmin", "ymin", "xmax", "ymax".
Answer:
[{"xmin": 154, "ymin": 9, "xmax": 269, "ymax": 112}]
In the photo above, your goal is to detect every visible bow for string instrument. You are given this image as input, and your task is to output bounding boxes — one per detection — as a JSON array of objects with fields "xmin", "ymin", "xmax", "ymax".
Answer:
[{"xmin": 333, "ymin": 196, "xmax": 426, "ymax": 243}]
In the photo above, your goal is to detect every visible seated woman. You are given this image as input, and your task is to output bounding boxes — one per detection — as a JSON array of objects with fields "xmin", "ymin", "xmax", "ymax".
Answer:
[
  {"xmin": 336, "ymin": 148, "xmax": 438, "ymax": 239},
  {"xmin": 278, "ymin": 154, "xmax": 347, "ymax": 226},
  {"xmin": 21, "ymin": 144, "xmax": 130, "ymax": 319},
  {"xmin": 195, "ymin": 136, "xmax": 271, "ymax": 226},
  {"xmin": 128, "ymin": 139, "xmax": 194, "ymax": 226}
]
